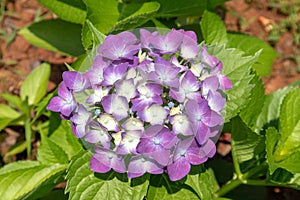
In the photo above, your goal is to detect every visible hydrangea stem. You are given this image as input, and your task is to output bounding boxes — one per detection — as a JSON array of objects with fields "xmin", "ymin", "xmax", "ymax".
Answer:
[{"xmin": 214, "ymin": 162, "xmax": 269, "ymax": 198}]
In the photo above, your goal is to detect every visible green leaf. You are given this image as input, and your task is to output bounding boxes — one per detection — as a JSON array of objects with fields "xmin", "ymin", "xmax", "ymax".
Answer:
[
  {"xmin": 155, "ymin": 0, "xmax": 224, "ymax": 17},
  {"xmin": 37, "ymin": 135, "xmax": 69, "ymax": 164},
  {"xmin": 279, "ymin": 88, "xmax": 300, "ymax": 143},
  {"xmin": 200, "ymin": 10, "xmax": 227, "ymax": 44},
  {"xmin": 268, "ymin": 168, "xmax": 300, "ymax": 190},
  {"xmin": 0, "ymin": 104, "xmax": 21, "ymax": 130},
  {"xmin": 266, "ymin": 127, "xmax": 282, "ymax": 174},
  {"xmin": 4, "ymin": 141, "xmax": 27, "ymax": 158},
  {"xmin": 71, "ymin": 53, "xmax": 92, "ymax": 72},
  {"xmin": 82, "ymin": 1, "xmax": 159, "ymax": 48},
  {"xmin": 1, "ymin": 93, "xmax": 23, "ymax": 111},
  {"xmin": 231, "ymin": 117, "xmax": 265, "ymax": 163},
  {"xmin": 227, "ymin": 33, "xmax": 278, "ymax": 76},
  {"xmin": 48, "ymin": 120, "xmax": 82, "ymax": 160},
  {"xmin": 83, "ymin": 0, "xmax": 119, "ymax": 34},
  {"xmin": 147, "ymin": 174, "xmax": 200, "ymax": 200},
  {"xmin": 185, "ymin": 168, "xmax": 219, "ymax": 200},
  {"xmin": 270, "ymin": 88, "xmax": 300, "ymax": 173},
  {"xmin": 20, "ymin": 63, "xmax": 50, "ymax": 105},
  {"xmin": 0, "ymin": 161, "xmax": 67, "ymax": 200},
  {"xmin": 109, "ymin": 2, "xmax": 160, "ymax": 33},
  {"xmin": 239, "ymin": 75, "xmax": 266, "ymax": 130},
  {"xmin": 38, "ymin": 0, "xmax": 86, "ymax": 24},
  {"xmin": 207, "ymin": 45, "xmax": 259, "ymax": 121},
  {"xmin": 66, "ymin": 150, "xmax": 149, "ymax": 200},
  {"xmin": 19, "ymin": 19, "xmax": 84, "ymax": 56},
  {"xmin": 255, "ymin": 86, "xmax": 295, "ymax": 134}
]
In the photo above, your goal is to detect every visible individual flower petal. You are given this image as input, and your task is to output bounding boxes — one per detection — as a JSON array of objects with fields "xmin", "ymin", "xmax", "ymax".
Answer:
[
  {"xmin": 84, "ymin": 56, "xmax": 108, "ymax": 86},
  {"xmin": 131, "ymin": 83, "xmax": 162, "ymax": 112},
  {"xmin": 170, "ymin": 71, "xmax": 201, "ymax": 102},
  {"xmin": 200, "ymin": 46, "xmax": 222, "ymax": 71},
  {"xmin": 101, "ymin": 94, "xmax": 129, "ymax": 121},
  {"xmin": 139, "ymin": 104, "xmax": 169, "ymax": 125},
  {"xmin": 102, "ymin": 63, "xmax": 128, "ymax": 86},
  {"xmin": 136, "ymin": 125, "xmax": 175, "ymax": 166},
  {"xmin": 86, "ymin": 86, "xmax": 109, "ymax": 105},
  {"xmin": 116, "ymin": 130, "xmax": 143, "ymax": 154},
  {"xmin": 47, "ymin": 82, "xmax": 76, "ymax": 117},
  {"xmin": 201, "ymin": 76, "xmax": 220, "ymax": 96},
  {"xmin": 207, "ymin": 91, "xmax": 226, "ymax": 112},
  {"xmin": 128, "ymin": 155, "xmax": 163, "ymax": 178},
  {"xmin": 115, "ymin": 78, "xmax": 137, "ymax": 101},
  {"xmin": 148, "ymin": 58, "xmax": 180, "ymax": 88},
  {"xmin": 63, "ymin": 71, "xmax": 89, "ymax": 93},
  {"xmin": 122, "ymin": 117, "xmax": 144, "ymax": 131},
  {"xmin": 98, "ymin": 31, "xmax": 140, "ymax": 61},
  {"xmin": 98, "ymin": 113, "xmax": 120, "ymax": 132},
  {"xmin": 70, "ymin": 104, "xmax": 91, "ymax": 138},
  {"xmin": 170, "ymin": 114, "xmax": 193, "ymax": 136},
  {"xmin": 90, "ymin": 147, "xmax": 126, "ymax": 173},
  {"xmin": 151, "ymin": 29, "xmax": 183, "ymax": 54},
  {"xmin": 167, "ymin": 157, "xmax": 190, "ymax": 181},
  {"xmin": 85, "ymin": 121, "xmax": 111, "ymax": 148}
]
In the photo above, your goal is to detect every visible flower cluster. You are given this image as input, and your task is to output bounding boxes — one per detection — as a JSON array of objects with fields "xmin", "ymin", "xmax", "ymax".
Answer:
[{"xmin": 47, "ymin": 28, "xmax": 231, "ymax": 181}]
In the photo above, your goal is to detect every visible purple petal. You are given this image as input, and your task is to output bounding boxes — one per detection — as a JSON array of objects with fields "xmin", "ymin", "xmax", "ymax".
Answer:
[
  {"xmin": 103, "ymin": 63, "xmax": 128, "ymax": 86},
  {"xmin": 90, "ymin": 154, "xmax": 111, "ymax": 173},
  {"xmin": 63, "ymin": 71, "xmax": 89, "ymax": 93},
  {"xmin": 47, "ymin": 96, "xmax": 65, "ymax": 112},
  {"xmin": 207, "ymin": 91, "xmax": 225, "ymax": 112},
  {"xmin": 128, "ymin": 155, "xmax": 163, "ymax": 178},
  {"xmin": 195, "ymin": 122, "xmax": 210, "ymax": 145},
  {"xmin": 218, "ymin": 74, "xmax": 232, "ymax": 90},
  {"xmin": 202, "ymin": 110, "xmax": 223, "ymax": 127},
  {"xmin": 201, "ymin": 76, "xmax": 220, "ymax": 96},
  {"xmin": 199, "ymin": 139, "xmax": 216, "ymax": 158},
  {"xmin": 101, "ymin": 94, "xmax": 129, "ymax": 121},
  {"xmin": 167, "ymin": 157, "xmax": 190, "ymax": 181}
]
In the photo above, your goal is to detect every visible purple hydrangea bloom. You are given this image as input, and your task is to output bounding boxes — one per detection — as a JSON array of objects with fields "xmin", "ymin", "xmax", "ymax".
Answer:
[
  {"xmin": 90, "ymin": 147, "xmax": 126, "ymax": 173},
  {"xmin": 70, "ymin": 104, "xmax": 91, "ymax": 138},
  {"xmin": 47, "ymin": 82, "xmax": 76, "ymax": 118},
  {"xmin": 167, "ymin": 139, "xmax": 206, "ymax": 181},
  {"xmin": 47, "ymin": 28, "xmax": 232, "ymax": 181},
  {"xmin": 137, "ymin": 125, "xmax": 176, "ymax": 166}
]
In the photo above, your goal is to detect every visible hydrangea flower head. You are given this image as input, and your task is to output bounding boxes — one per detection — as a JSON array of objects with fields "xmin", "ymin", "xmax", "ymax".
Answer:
[{"xmin": 47, "ymin": 28, "xmax": 232, "ymax": 181}]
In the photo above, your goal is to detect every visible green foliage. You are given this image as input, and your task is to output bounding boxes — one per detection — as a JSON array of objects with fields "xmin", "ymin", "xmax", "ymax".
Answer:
[
  {"xmin": 239, "ymin": 75, "xmax": 266, "ymax": 130},
  {"xmin": 20, "ymin": 63, "xmax": 50, "ymax": 106},
  {"xmin": 155, "ymin": 0, "xmax": 226, "ymax": 17},
  {"xmin": 0, "ymin": 104, "xmax": 21, "ymax": 130},
  {"xmin": 2, "ymin": 0, "xmax": 300, "ymax": 199},
  {"xmin": 231, "ymin": 117, "xmax": 265, "ymax": 164},
  {"xmin": 37, "ymin": 0, "xmax": 86, "ymax": 24},
  {"xmin": 0, "ymin": 161, "xmax": 67, "ymax": 200},
  {"xmin": 227, "ymin": 33, "xmax": 279, "ymax": 76},
  {"xmin": 200, "ymin": 10, "xmax": 227, "ymax": 45},
  {"xmin": 255, "ymin": 86, "xmax": 295, "ymax": 133},
  {"xmin": 66, "ymin": 150, "xmax": 149, "ymax": 200},
  {"xmin": 207, "ymin": 44, "xmax": 259, "ymax": 122},
  {"xmin": 266, "ymin": 88, "xmax": 300, "ymax": 174},
  {"xmin": 19, "ymin": 19, "xmax": 84, "ymax": 56}
]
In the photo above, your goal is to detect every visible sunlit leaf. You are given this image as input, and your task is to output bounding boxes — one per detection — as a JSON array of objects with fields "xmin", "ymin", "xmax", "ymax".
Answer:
[
  {"xmin": 38, "ymin": 0, "xmax": 86, "ymax": 24},
  {"xmin": 0, "ymin": 161, "xmax": 66, "ymax": 200},
  {"xmin": 66, "ymin": 150, "xmax": 149, "ymax": 200},
  {"xmin": 20, "ymin": 63, "xmax": 51, "ymax": 105}
]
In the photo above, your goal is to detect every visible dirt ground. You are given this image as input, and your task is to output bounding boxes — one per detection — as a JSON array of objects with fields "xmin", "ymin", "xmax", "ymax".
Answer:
[{"xmin": 0, "ymin": 0, "xmax": 299, "ymax": 199}]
